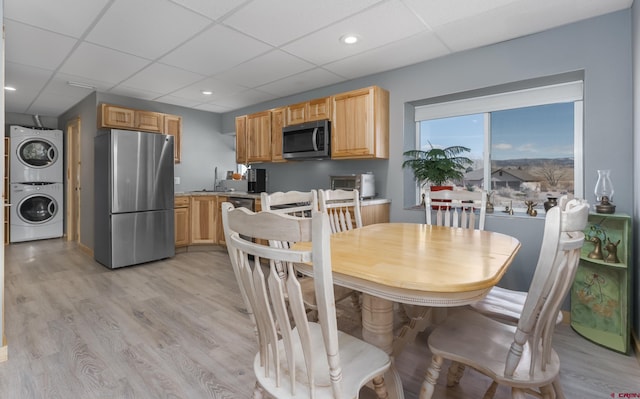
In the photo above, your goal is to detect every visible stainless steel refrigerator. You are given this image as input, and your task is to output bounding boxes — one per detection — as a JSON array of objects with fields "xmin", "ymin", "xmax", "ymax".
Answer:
[{"xmin": 94, "ymin": 129, "xmax": 175, "ymax": 269}]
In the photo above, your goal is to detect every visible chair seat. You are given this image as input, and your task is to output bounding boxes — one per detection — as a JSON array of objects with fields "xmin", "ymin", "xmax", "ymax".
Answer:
[
  {"xmin": 428, "ymin": 309, "xmax": 560, "ymax": 388},
  {"xmin": 300, "ymin": 277, "xmax": 357, "ymax": 309},
  {"xmin": 255, "ymin": 323, "xmax": 390, "ymax": 399},
  {"xmin": 471, "ymin": 286, "xmax": 563, "ymax": 325}
]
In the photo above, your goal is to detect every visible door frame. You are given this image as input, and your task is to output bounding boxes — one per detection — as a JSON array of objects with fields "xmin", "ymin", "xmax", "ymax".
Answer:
[{"xmin": 65, "ymin": 118, "xmax": 81, "ymax": 243}]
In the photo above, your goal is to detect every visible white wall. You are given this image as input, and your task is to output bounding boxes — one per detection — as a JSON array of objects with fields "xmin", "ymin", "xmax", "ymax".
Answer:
[{"xmin": 631, "ymin": 0, "xmax": 639, "ymax": 343}]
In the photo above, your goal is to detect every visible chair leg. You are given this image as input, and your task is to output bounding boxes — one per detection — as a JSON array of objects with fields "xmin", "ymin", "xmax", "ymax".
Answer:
[
  {"xmin": 446, "ymin": 362, "xmax": 465, "ymax": 387},
  {"xmin": 419, "ymin": 354, "xmax": 442, "ymax": 399},
  {"xmin": 372, "ymin": 375, "xmax": 389, "ymax": 399},
  {"xmin": 552, "ymin": 377, "xmax": 566, "ymax": 399},
  {"xmin": 253, "ymin": 381, "xmax": 265, "ymax": 399},
  {"xmin": 481, "ymin": 381, "xmax": 498, "ymax": 399},
  {"xmin": 511, "ymin": 387, "xmax": 527, "ymax": 399},
  {"xmin": 351, "ymin": 292, "xmax": 362, "ymax": 314},
  {"xmin": 540, "ymin": 384, "xmax": 556, "ymax": 399}
]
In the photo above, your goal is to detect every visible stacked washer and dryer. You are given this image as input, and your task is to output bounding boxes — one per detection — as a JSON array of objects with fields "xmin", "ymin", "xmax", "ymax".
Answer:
[{"xmin": 9, "ymin": 125, "xmax": 64, "ymax": 243}]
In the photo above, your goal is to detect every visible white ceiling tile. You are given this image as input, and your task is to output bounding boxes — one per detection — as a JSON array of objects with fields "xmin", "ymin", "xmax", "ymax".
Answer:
[
  {"xmin": 4, "ymin": 21, "xmax": 78, "ymax": 71},
  {"xmin": 160, "ymin": 25, "xmax": 271, "ymax": 76},
  {"xmin": 53, "ymin": 72, "xmax": 118, "ymax": 92},
  {"xmin": 154, "ymin": 95, "xmax": 203, "ymax": 108},
  {"xmin": 4, "ymin": 62, "xmax": 54, "ymax": 113},
  {"xmin": 107, "ymin": 86, "xmax": 165, "ymax": 101},
  {"xmin": 325, "ymin": 31, "xmax": 451, "ymax": 79},
  {"xmin": 169, "ymin": 0, "xmax": 245, "ymax": 20},
  {"xmin": 118, "ymin": 64, "xmax": 205, "ymax": 94},
  {"xmin": 207, "ymin": 89, "xmax": 275, "ymax": 109},
  {"xmin": 170, "ymin": 77, "xmax": 248, "ymax": 101},
  {"xmin": 4, "ymin": 0, "xmax": 110, "ymax": 38},
  {"xmin": 30, "ymin": 90, "xmax": 90, "ymax": 116},
  {"xmin": 402, "ymin": 0, "xmax": 518, "ymax": 28},
  {"xmin": 258, "ymin": 68, "xmax": 345, "ymax": 97},
  {"xmin": 58, "ymin": 42, "xmax": 150, "ymax": 85},
  {"xmin": 85, "ymin": 0, "xmax": 212, "ymax": 59},
  {"xmin": 283, "ymin": 0, "xmax": 426, "ymax": 65},
  {"xmin": 194, "ymin": 103, "xmax": 234, "ymax": 113},
  {"xmin": 213, "ymin": 50, "xmax": 315, "ymax": 87},
  {"xmin": 223, "ymin": 0, "xmax": 383, "ymax": 46}
]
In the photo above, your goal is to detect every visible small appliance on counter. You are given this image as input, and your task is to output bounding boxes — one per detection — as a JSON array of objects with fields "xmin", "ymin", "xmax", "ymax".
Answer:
[
  {"xmin": 330, "ymin": 173, "xmax": 376, "ymax": 199},
  {"xmin": 247, "ymin": 168, "xmax": 266, "ymax": 193}
]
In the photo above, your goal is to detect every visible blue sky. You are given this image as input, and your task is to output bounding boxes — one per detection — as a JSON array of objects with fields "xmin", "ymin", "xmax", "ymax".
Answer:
[{"xmin": 419, "ymin": 102, "xmax": 574, "ymax": 161}]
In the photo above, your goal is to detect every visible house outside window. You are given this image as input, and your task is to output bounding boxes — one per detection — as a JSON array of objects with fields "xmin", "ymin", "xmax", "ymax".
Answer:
[{"xmin": 413, "ymin": 81, "xmax": 583, "ymax": 213}]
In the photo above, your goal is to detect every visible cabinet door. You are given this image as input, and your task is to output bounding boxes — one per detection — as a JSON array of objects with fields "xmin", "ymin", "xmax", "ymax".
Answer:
[
  {"xmin": 247, "ymin": 111, "xmax": 272, "ymax": 163},
  {"xmin": 164, "ymin": 114, "xmax": 182, "ymax": 163},
  {"xmin": 331, "ymin": 86, "xmax": 389, "ymax": 159},
  {"xmin": 100, "ymin": 104, "xmax": 135, "ymax": 129},
  {"xmin": 361, "ymin": 203, "xmax": 390, "ymax": 226},
  {"xmin": 286, "ymin": 102, "xmax": 306, "ymax": 125},
  {"xmin": 216, "ymin": 196, "xmax": 227, "ymax": 245},
  {"xmin": 136, "ymin": 111, "xmax": 163, "ymax": 132},
  {"xmin": 175, "ymin": 206, "xmax": 190, "ymax": 247},
  {"xmin": 190, "ymin": 196, "xmax": 216, "ymax": 244},
  {"xmin": 271, "ymin": 107, "xmax": 285, "ymax": 162},
  {"xmin": 235, "ymin": 115, "xmax": 247, "ymax": 165},
  {"xmin": 307, "ymin": 97, "xmax": 331, "ymax": 121}
]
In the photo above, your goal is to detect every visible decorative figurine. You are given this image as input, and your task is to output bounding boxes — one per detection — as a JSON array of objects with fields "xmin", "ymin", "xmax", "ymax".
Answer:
[
  {"xmin": 486, "ymin": 191, "xmax": 494, "ymax": 214},
  {"xmin": 604, "ymin": 238, "xmax": 620, "ymax": 263},
  {"xmin": 587, "ymin": 236, "xmax": 604, "ymax": 260},
  {"xmin": 525, "ymin": 200, "xmax": 538, "ymax": 216}
]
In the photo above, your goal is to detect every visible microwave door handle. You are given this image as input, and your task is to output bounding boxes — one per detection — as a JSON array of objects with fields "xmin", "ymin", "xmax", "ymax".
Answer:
[{"xmin": 312, "ymin": 127, "xmax": 319, "ymax": 151}]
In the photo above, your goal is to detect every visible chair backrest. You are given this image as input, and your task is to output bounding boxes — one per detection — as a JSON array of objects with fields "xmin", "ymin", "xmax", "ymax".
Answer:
[
  {"xmin": 319, "ymin": 189, "xmax": 362, "ymax": 233},
  {"xmin": 260, "ymin": 190, "xmax": 318, "ymax": 216},
  {"xmin": 223, "ymin": 204, "xmax": 344, "ymax": 397},
  {"xmin": 505, "ymin": 197, "xmax": 588, "ymax": 378},
  {"xmin": 425, "ymin": 189, "xmax": 487, "ymax": 230}
]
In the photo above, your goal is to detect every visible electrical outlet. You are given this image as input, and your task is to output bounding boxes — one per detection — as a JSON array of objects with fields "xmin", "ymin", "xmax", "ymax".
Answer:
[{"xmin": 174, "ymin": 177, "xmax": 180, "ymax": 185}]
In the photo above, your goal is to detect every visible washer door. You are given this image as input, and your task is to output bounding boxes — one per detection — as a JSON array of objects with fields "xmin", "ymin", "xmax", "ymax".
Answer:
[
  {"xmin": 18, "ymin": 194, "xmax": 58, "ymax": 224},
  {"xmin": 17, "ymin": 138, "xmax": 58, "ymax": 168}
]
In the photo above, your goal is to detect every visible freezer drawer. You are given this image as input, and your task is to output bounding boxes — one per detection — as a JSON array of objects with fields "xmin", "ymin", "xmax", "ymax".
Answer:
[{"xmin": 95, "ymin": 210, "xmax": 175, "ymax": 269}]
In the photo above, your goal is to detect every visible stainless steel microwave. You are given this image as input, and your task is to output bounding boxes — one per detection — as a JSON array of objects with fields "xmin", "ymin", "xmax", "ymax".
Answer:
[
  {"xmin": 282, "ymin": 119, "xmax": 330, "ymax": 160},
  {"xmin": 330, "ymin": 173, "xmax": 376, "ymax": 199}
]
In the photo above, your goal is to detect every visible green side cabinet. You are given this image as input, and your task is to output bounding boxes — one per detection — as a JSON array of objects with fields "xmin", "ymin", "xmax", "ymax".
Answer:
[{"xmin": 570, "ymin": 213, "xmax": 631, "ymax": 354}]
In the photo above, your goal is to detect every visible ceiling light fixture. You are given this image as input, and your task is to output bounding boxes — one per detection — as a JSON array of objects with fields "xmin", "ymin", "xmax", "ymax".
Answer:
[
  {"xmin": 67, "ymin": 81, "xmax": 96, "ymax": 90},
  {"xmin": 340, "ymin": 34, "xmax": 360, "ymax": 45},
  {"xmin": 201, "ymin": 90, "xmax": 213, "ymax": 95},
  {"xmin": 4, "ymin": 86, "xmax": 16, "ymax": 91}
]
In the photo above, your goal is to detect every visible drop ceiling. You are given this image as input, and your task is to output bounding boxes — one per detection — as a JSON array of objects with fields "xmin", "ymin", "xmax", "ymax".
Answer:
[{"xmin": 4, "ymin": 0, "xmax": 633, "ymax": 117}]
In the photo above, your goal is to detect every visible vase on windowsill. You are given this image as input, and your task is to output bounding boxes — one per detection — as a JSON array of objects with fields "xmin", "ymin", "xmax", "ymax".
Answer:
[{"xmin": 544, "ymin": 197, "xmax": 558, "ymax": 212}]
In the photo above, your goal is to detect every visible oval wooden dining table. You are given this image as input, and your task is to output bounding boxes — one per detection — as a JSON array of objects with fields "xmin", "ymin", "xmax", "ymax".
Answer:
[{"xmin": 294, "ymin": 222, "xmax": 521, "ymax": 399}]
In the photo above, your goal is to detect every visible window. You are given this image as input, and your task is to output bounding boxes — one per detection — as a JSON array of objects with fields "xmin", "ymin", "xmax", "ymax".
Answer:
[{"xmin": 412, "ymin": 81, "xmax": 583, "ymax": 212}]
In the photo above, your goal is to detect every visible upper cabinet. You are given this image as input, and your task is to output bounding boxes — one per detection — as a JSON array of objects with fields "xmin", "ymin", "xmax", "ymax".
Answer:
[
  {"xmin": 235, "ymin": 115, "xmax": 248, "ymax": 164},
  {"xmin": 234, "ymin": 85, "xmax": 389, "ymax": 164},
  {"xmin": 164, "ymin": 114, "xmax": 182, "ymax": 163},
  {"xmin": 286, "ymin": 96, "xmax": 331, "ymax": 125},
  {"xmin": 99, "ymin": 104, "xmax": 183, "ymax": 163},
  {"xmin": 271, "ymin": 107, "xmax": 286, "ymax": 163},
  {"xmin": 331, "ymin": 86, "xmax": 389, "ymax": 160}
]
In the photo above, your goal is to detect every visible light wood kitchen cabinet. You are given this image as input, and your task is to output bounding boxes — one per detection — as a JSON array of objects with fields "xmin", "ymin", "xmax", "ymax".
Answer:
[
  {"xmin": 216, "ymin": 196, "xmax": 227, "ymax": 245},
  {"xmin": 235, "ymin": 115, "xmax": 247, "ymax": 164},
  {"xmin": 100, "ymin": 104, "xmax": 163, "ymax": 132},
  {"xmin": 271, "ymin": 107, "xmax": 286, "ymax": 162},
  {"xmin": 247, "ymin": 111, "xmax": 272, "ymax": 163},
  {"xmin": 190, "ymin": 196, "xmax": 217, "ymax": 244},
  {"xmin": 164, "ymin": 114, "xmax": 182, "ymax": 163},
  {"xmin": 331, "ymin": 86, "xmax": 389, "ymax": 159},
  {"xmin": 361, "ymin": 202, "xmax": 390, "ymax": 226},
  {"xmin": 174, "ymin": 197, "xmax": 190, "ymax": 248},
  {"xmin": 286, "ymin": 96, "xmax": 331, "ymax": 125}
]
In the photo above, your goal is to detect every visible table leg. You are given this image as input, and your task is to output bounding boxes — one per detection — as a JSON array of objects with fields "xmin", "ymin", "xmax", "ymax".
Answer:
[{"xmin": 361, "ymin": 293, "xmax": 405, "ymax": 399}]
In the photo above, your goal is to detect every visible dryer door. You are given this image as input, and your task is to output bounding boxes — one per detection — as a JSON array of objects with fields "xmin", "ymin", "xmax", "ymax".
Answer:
[
  {"xmin": 17, "ymin": 138, "xmax": 59, "ymax": 168},
  {"xmin": 18, "ymin": 194, "xmax": 58, "ymax": 224}
]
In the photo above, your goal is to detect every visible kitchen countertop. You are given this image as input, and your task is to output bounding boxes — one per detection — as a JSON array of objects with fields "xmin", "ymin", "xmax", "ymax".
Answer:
[{"xmin": 175, "ymin": 191, "xmax": 390, "ymax": 205}]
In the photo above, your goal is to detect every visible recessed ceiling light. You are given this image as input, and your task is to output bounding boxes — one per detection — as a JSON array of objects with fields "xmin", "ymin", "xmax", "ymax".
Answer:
[
  {"xmin": 4, "ymin": 86, "xmax": 16, "ymax": 91},
  {"xmin": 67, "ymin": 81, "xmax": 96, "ymax": 90},
  {"xmin": 340, "ymin": 34, "xmax": 360, "ymax": 45},
  {"xmin": 201, "ymin": 90, "xmax": 213, "ymax": 95}
]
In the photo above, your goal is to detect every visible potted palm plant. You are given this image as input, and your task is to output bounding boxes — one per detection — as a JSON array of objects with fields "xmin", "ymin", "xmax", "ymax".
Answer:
[{"xmin": 402, "ymin": 144, "xmax": 473, "ymax": 206}]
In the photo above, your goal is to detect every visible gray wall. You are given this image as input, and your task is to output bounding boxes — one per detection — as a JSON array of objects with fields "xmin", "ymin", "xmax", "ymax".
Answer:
[
  {"xmin": 58, "ymin": 92, "xmax": 235, "ymax": 250},
  {"xmin": 633, "ymin": 0, "xmax": 639, "ymax": 345},
  {"xmin": 221, "ymin": 11, "xmax": 634, "ymax": 313}
]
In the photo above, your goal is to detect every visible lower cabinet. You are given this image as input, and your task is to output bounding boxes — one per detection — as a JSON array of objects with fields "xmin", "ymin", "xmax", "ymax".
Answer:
[
  {"xmin": 174, "ymin": 197, "xmax": 190, "ymax": 247},
  {"xmin": 361, "ymin": 202, "xmax": 390, "ymax": 226},
  {"xmin": 190, "ymin": 196, "xmax": 217, "ymax": 245},
  {"xmin": 216, "ymin": 196, "xmax": 227, "ymax": 245}
]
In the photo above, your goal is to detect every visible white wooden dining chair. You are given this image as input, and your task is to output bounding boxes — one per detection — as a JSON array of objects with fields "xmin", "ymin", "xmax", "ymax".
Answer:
[
  {"xmin": 425, "ymin": 189, "xmax": 487, "ymax": 230},
  {"xmin": 420, "ymin": 200, "xmax": 589, "ymax": 399},
  {"xmin": 223, "ymin": 205, "xmax": 391, "ymax": 399},
  {"xmin": 261, "ymin": 190, "xmax": 357, "ymax": 320},
  {"xmin": 319, "ymin": 189, "xmax": 363, "ymax": 233}
]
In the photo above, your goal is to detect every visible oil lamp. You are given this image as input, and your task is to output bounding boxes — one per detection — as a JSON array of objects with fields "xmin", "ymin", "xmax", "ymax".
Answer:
[{"xmin": 594, "ymin": 169, "xmax": 615, "ymax": 214}]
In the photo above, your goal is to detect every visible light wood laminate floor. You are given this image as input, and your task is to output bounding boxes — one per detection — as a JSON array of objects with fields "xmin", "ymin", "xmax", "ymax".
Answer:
[{"xmin": 1, "ymin": 239, "xmax": 639, "ymax": 399}]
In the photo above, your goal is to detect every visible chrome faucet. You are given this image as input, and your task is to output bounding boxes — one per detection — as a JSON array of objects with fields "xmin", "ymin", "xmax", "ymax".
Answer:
[{"xmin": 214, "ymin": 166, "xmax": 218, "ymax": 191}]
